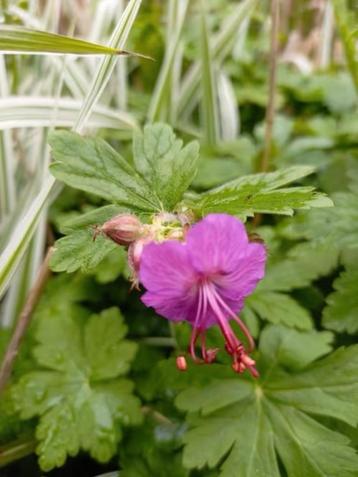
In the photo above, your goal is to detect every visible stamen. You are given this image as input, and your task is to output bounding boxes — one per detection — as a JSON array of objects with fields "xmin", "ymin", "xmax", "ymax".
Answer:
[
  {"xmin": 210, "ymin": 287, "xmax": 255, "ymax": 352},
  {"xmin": 189, "ymin": 286, "xmax": 204, "ymax": 362},
  {"xmin": 202, "ymin": 280, "xmax": 259, "ymax": 377},
  {"xmin": 189, "ymin": 327, "xmax": 201, "ymax": 362},
  {"xmin": 200, "ymin": 333, "xmax": 218, "ymax": 363},
  {"xmin": 200, "ymin": 332, "xmax": 207, "ymax": 361},
  {"xmin": 202, "ymin": 282, "xmax": 240, "ymax": 353}
]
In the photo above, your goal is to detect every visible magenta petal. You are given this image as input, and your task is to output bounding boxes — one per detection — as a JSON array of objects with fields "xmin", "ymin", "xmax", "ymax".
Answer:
[
  {"xmin": 139, "ymin": 241, "xmax": 198, "ymax": 322},
  {"xmin": 214, "ymin": 242, "xmax": 267, "ymax": 304},
  {"xmin": 186, "ymin": 214, "xmax": 249, "ymax": 275}
]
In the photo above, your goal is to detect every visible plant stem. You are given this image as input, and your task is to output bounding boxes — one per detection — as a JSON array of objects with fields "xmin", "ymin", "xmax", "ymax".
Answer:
[
  {"xmin": 260, "ymin": 0, "xmax": 280, "ymax": 172},
  {"xmin": 0, "ymin": 437, "xmax": 37, "ymax": 467},
  {"xmin": 0, "ymin": 248, "xmax": 53, "ymax": 395},
  {"xmin": 141, "ymin": 406, "xmax": 173, "ymax": 425},
  {"xmin": 141, "ymin": 336, "xmax": 176, "ymax": 347}
]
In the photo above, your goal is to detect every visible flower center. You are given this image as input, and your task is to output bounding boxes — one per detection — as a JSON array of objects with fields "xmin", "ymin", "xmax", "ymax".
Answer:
[{"xmin": 188, "ymin": 279, "xmax": 259, "ymax": 378}]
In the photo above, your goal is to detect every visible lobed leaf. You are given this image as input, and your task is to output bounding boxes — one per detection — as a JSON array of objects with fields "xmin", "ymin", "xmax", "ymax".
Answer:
[
  {"xmin": 49, "ymin": 130, "xmax": 160, "ymax": 212},
  {"xmin": 172, "ymin": 326, "xmax": 358, "ymax": 477},
  {"xmin": 133, "ymin": 123, "xmax": 199, "ymax": 209},
  {"xmin": 259, "ymin": 240, "xmax": 339, "ymax": 292},
  {"xmin": 12, "ymin": 305, "xmax": 141, "ymax": 471},
  {"xmin": 50, "ymin": 230, "xmax": 117, "ymax": 274},
  {"xmin": 246, "ymin": 291, "xmax": 312, "ymax": 330},
  {"xmin": 188, "ymin": 167, "xmax": 333, "ymax": 219},
  {"xmin": 120, "ymin": 417, "xmax": 189, "ymax": 477},
  {"xmin": 281, "ymin": 192, "xmax": 358, "ymax": 255}
]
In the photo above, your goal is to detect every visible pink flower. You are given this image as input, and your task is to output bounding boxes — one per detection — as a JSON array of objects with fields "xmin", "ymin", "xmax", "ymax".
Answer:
[{"xmin": 139, "ymin": 214, "xmax": 266, "ymax": 377}]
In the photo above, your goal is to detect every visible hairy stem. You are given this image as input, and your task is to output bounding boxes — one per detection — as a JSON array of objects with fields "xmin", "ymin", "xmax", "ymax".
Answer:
[{"xmin": 0, "ymin": 248, "xmax": 53, "ymax": 395}]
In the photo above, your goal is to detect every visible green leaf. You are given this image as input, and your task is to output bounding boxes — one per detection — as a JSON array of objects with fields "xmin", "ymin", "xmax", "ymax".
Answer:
[
  {"xmin": 85, "ymin": 308, "xmax": 137, "ymax": 380},
  {"xmin": 259, "ymin": 325, "xmax": 334, "ymax": 371},
  {"xmin": 323, "ymin": 267, "xmax": 358, "ymax": 334},
  {"xmin": 73, "ymin": 0, "xmax": 143, "ymax": 132},
  {"xmin": 12, "ymin": 307, "xmax": 141, "ymax": 471},
  {"xmin": 243, "ymin": 241, "xmax": 339, "ymax": 330},
  {"xmin": 50, "ymin": 229, "xmax": 117, "ymax": 274},
  {"xmin": 0, "ymin": 25, "xmax": 135, "ymax": 56},
  {"xmin": 177, "ymin": 0, "xmax": 257, "ymax": 117},
  {"xmin": 282, "ymin": 192, "xmax": 358, "ymax": 266},
  {"xmin": 147, "ymin": 0, "xmax": 189, "ymax": 122},
  {"xmin": 49, "ymin": 130, "xmax": 160, "ymax": 212},
  {"xmin": 0, "ymin": 384, "xmax": 28, "ymax": 444},
  {"xmin": 259, "ymin": 241, "xmax": 339, "ymax": 292},
  {"xmin": 246, "ymin": 292, "xmax": 312, "ymax": 330},
  {"xmin": 0, "ymin": 96, "xmax": 138, "ymax": 131},
  {"xmin": 50, "ymin": 126, "xmax": 199, "ymax": 216},
  {"xmin": 215, "ymin": 166, "xmax": 317, "ymax": 191},
  {"xmin": 59, "ymin": 205, "xmax": 125, "ymax": 234},
  {"xmin": 50, "ymin": 205, "xmax": 130, "ymax": 275},
  {"xmin": 32, "ymin": 273, "xmax": 96, "ymax": 324},
  {"xmin": 88, "ymin": 247, "xmax": 130, "ymax": 284},
  {"xmin": 174, "ymin": 326, "xmax": 358, "ymax": 477},
  {"xmin": 133, "ymin": 123, "xmax": 199, "ymax": 210},
  {"xmin": 120, "ymin": 417, "xmax": 189, "ymax": 477},
  {"xmin": 189, "ymin": 166, "xmax": 333, "ymax": 219}
]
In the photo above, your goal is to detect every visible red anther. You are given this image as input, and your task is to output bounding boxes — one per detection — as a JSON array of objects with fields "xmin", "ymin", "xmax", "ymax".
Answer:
[
  {"xmin": 247, "ymin": 365, "xmax": 260, "ymax": 378},
  {"xmin": 204, "ymin": 348, "xmax": 219, "ymax": 363},
  {"xmin": 232, "ymin": 361, "xmax": 245, "ymax": 373},
  {"xmin": 176, "ymin": 356, "xmax": 187, "ymax": 371},
  {"xmin": 241, "ymin": 353, "xmax": 256, "ymax": 368}
]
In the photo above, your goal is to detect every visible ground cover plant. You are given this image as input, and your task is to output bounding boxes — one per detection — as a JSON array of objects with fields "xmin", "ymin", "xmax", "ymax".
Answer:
[{"xmin": 0, "ymin": 0, "xmax": 357, "ymax": 476}]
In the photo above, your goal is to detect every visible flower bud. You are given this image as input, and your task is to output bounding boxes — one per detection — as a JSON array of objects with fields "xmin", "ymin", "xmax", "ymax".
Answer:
[{"xmin": 101, "ymin": 214, "xmax": 142, "ymax": 246}]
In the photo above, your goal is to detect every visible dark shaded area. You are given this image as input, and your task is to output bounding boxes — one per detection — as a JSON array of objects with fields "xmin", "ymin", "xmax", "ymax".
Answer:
[{"xmin": 0, "ymin": 454, "xmax": 117, "ymax": 477}]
